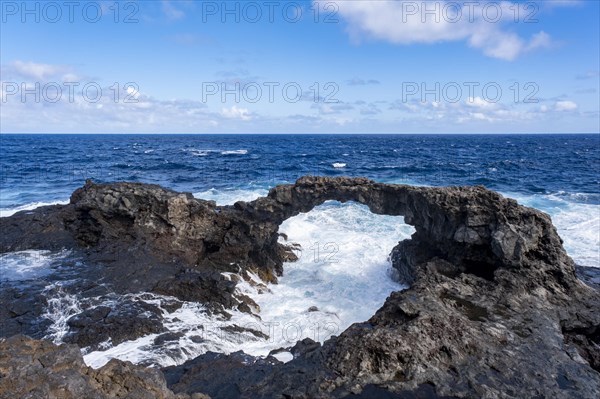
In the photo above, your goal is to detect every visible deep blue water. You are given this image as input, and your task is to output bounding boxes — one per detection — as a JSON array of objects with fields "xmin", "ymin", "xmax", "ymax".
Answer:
[{"xmin": 1, "ymin": 134, "xmax": 598, "ymax": 208}]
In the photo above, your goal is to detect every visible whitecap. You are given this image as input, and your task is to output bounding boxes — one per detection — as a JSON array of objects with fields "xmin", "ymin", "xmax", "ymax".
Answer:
[
  {"xmin": 191, "ymin": 150, "xmax": 212, "ymax": 157},
  {"xmin": 272, "ymin": 352, "xmax": 293, "ymax": 362},
  {"xmin": 505, "ymin": 192, "xmax": 600, "ymax": 267},
  {"xmin": 0, "ymin": 200, "xmax": 69, "ymax": 218},
  {"xmin": 332, "ymin": 163, "xmax": 346, "ymax": 169},
  {"xmin": 83, "ymin": 292, "xmax": 268, "ymax": 368},
  {"xmin": 242, "ymin": 202, "xmax": 412, "ymax": 357},
  {"xmin": 194, "ymin": 188, "xmax": 268, "ymax": 205},
  {"xmin": 0, "ymin": 250, "xmax": 70, "ymax": 281},
  {"xmin": 221, "ymin": 149, "xmax": 248, "ymax": 155},
  {"xmin": 81, "ymin": 202, "xmax": 413, "ymax": 369},
  {"xmin": 182, "ymin": 148, "xmax": 218, "ymax": 157},
  {"xmin": 42, "ymin": 283, "xmax": 83, "ymax": 343}
]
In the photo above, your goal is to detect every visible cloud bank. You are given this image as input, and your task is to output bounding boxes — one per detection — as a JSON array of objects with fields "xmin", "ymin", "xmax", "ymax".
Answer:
[{"xmin": 327, "ymin": 0, "xmax": 573, "ymax": 60}]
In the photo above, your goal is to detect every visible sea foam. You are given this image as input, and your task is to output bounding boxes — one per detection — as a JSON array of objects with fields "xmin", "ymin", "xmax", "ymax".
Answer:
[
  {"xmin": 0, "ymin": 200, "xmax": 69, "ymax": 218},
  {"xmin": 10, "ymin": 186, "xmax": 599, "ymax": 371},
  {"xmin": 80, "ymin": 195, "xmax": 413, "ymax": 368},
  {"xmin": 0, "ymin": 250, "xmax": 70, "ymax": 281}
]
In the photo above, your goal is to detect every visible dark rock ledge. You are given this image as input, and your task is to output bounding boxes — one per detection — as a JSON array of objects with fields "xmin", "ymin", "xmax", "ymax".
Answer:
[
  {"xmin": 1, "ymin": 176, "xmax": 599, "ymax": 398},
  {"xmin": 0, "ymin": 334, "xmax": 208, "ymax": 399}
]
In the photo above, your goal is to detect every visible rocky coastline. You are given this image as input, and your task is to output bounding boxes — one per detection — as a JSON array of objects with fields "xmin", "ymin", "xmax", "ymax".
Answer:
[{"xmin": 1, "ymin": 176, "xmax": 598, "ymax": 398}]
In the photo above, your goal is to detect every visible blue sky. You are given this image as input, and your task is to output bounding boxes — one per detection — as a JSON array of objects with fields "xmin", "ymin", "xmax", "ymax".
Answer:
[{"xmin": 1, "ymin": 0, "xmax": 598, "ymax": 133}]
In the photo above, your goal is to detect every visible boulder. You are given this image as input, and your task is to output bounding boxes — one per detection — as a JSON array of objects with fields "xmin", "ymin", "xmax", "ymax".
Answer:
[{"xmin": 0, "ymin": 335, "xmax": 208, "ymax": 399}]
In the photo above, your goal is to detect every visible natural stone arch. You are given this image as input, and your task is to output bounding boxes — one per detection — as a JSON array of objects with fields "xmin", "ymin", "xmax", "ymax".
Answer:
[
  {"xmin": 2, "ymin": 175, "xmax": 599, "ymax": 399},
  {"xmin": 237, "ymin": 176, "xmax": 573, "ymax": 288},
  {"xmin": 0, "ymin": 175, "xmax": 578, "ymax": 307}
]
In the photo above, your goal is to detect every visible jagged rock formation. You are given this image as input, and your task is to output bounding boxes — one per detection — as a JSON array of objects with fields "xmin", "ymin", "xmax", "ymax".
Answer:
[
  {"xmin": 0, "ymin": 176, "xmax": 578, "ymax": 306},
  {"xmin": 63, "ymin": 299, "xmax": 166, "ymax": 349},
  {"xmin": 0, "ymin": 335, "xmax": 209, "ymax": 399},
  {"xmin": 1, "ymin": 176, "xmax": 599, "ymax": 398}
]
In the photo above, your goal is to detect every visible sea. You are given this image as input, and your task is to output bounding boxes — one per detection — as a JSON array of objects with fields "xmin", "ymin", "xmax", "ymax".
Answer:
[{"xmin": 1, "ymin": 134, "xmax": 598, "ymax": 368}]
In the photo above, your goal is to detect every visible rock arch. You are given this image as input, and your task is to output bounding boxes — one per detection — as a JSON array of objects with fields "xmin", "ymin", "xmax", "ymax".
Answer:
[
  {"xmin": 236, "ymin": 176, "xmax": 575, "ymax": 289},
  {"xmin": 1, "ymin": 176, "xmax": 599, "ymax": 398},
  {"xmin": 0, "ymin": 175, "xmax": 579, "ymax": 305}
]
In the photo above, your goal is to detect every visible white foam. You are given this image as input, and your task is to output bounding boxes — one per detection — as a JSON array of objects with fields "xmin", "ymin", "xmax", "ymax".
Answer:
[
  {"xmin": 191, "ymin": 150, "xmax": 215, "ymax": 157},
  {"xmin": 183, "ymin": 148, "xmax": 248, "ymax": 156},
  {"xmin": 272, "ymin": 351, "xmax": 293, "ymax": 362},
  {"xmin": 544, "ymin": 203, "xmax": 599, "ymax": 268},
  {"xmin": 243, "ymin": 202, "xmax": 411, "ymax": 354},
  {"xmin": 81, "ymin": 201, "xmax": 412, "ymax": 368},
  {"xmin": 194, "ymin": 188, "xmax": 268, "ymax": 205},
  {"xmin": 332, "ymin": 163, "xmax": 346, "ymax": 169},
  {"xmin": 182, "ymin": 148, "xmax": 218, "ymax": 157},
  {"xmin": 0, "ymin": 200, "xmax": 69, "ymax": 218},
  {"xmin": 42, "ymin": 283, "xmax": 83, "ymax": 344},
  {"xmin": 30, "ymin": 186, "xmax": 598, "ymax": 371},
  {"xmin": 83, "ymin": 293, "xmax": 267, "ymax": 368},
  {"xmin": 0, "ymin": 249, "xmax": 70, "ymax": 281},
  {"xmin": 505, "ymin": 192, "xmax": 600, "ymax": 268}
]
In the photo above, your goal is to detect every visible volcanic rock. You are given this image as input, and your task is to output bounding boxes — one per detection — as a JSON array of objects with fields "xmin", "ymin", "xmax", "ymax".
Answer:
[
  {"xmin": 0, "ymin": 335, "xmax": 207, "ymax": 399},
  {"xmin": 63, "ymin": 300, "xmax": 165, "ymax": 349},
  {"xmin": 0, "ymin": 176, "xmax": 599, "ymax": 398}
]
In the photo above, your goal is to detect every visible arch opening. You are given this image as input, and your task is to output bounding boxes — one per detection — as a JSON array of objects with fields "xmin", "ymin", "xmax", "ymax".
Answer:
[{"xmin": 243, "ymin": 200, "xmax": 415, "ymax": 357}]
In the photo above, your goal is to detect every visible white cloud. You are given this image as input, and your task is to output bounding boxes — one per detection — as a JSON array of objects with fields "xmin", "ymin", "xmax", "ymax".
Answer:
[
  {"xmin": 221, "ymin": 106, "xmax": 252, "ymax": 121},
  {"xmin": 328, "ymin": 1, "xmax": 560, "ymax": 60},
  {"xmin": 392, "ymin": 96, "xmax": 548, "ymax": 125},
  {"xmin": 161, "ymin": 0, "xmax": 185, "ymax": 20},
  {"xmin": 471, "ymin": 112, "xmax": 494, "ymax": 122},
  {"xmin": 0, "ymin": 60, "xmax": 254, "ymax": 133},
  {"xmin": 4, "ymin": 61, "xmax": 73, "ymax": 81},
  {"xmin": 555, "ymin": 100, "xmax": 578, "ymax": 111},
  {"xmin": 466, "ymin": 96, "xmax": 496, "ymax": 109},
  {"xmin": 527, "ymin": 31, "xmax": 553, "ymax": 51},
  {"xmin": 576, "ymin": 71, "xmax": 600, "ymax": 80},
  {"xmin": 126, "ymin": 86, "xmax": 140, "ymax": 100},
  {"xmin": 0, "ymin": 84, "xmax": 235, "ymax": 133}
]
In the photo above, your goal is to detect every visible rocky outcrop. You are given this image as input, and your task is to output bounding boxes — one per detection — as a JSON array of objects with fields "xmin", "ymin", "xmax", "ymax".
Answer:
[
  {"xmin": 0, "ymin": 335, "xmax": 209, "ymax": 399},
  {"xmin": 1, "ymin": 176, "xmax": 599, "ymax": 398},
  {"xmin": 63, "ymin": 299, "xmax": 165, "ymax": 349},
  {"xmin": 0, "ymin": 176, "xmax": 579, "ymax": 305}
]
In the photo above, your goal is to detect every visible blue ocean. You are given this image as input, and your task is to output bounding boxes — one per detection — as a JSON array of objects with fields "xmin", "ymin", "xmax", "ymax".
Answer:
[{"xmin": 1, "ymin": 133, "xmax": 599, "ymax": 367}]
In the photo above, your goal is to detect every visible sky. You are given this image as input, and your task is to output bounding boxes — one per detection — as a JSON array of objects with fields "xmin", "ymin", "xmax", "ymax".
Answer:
[{"xmin": 0, "ymin": 0, "xmax": 599, "ymax": 133}]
